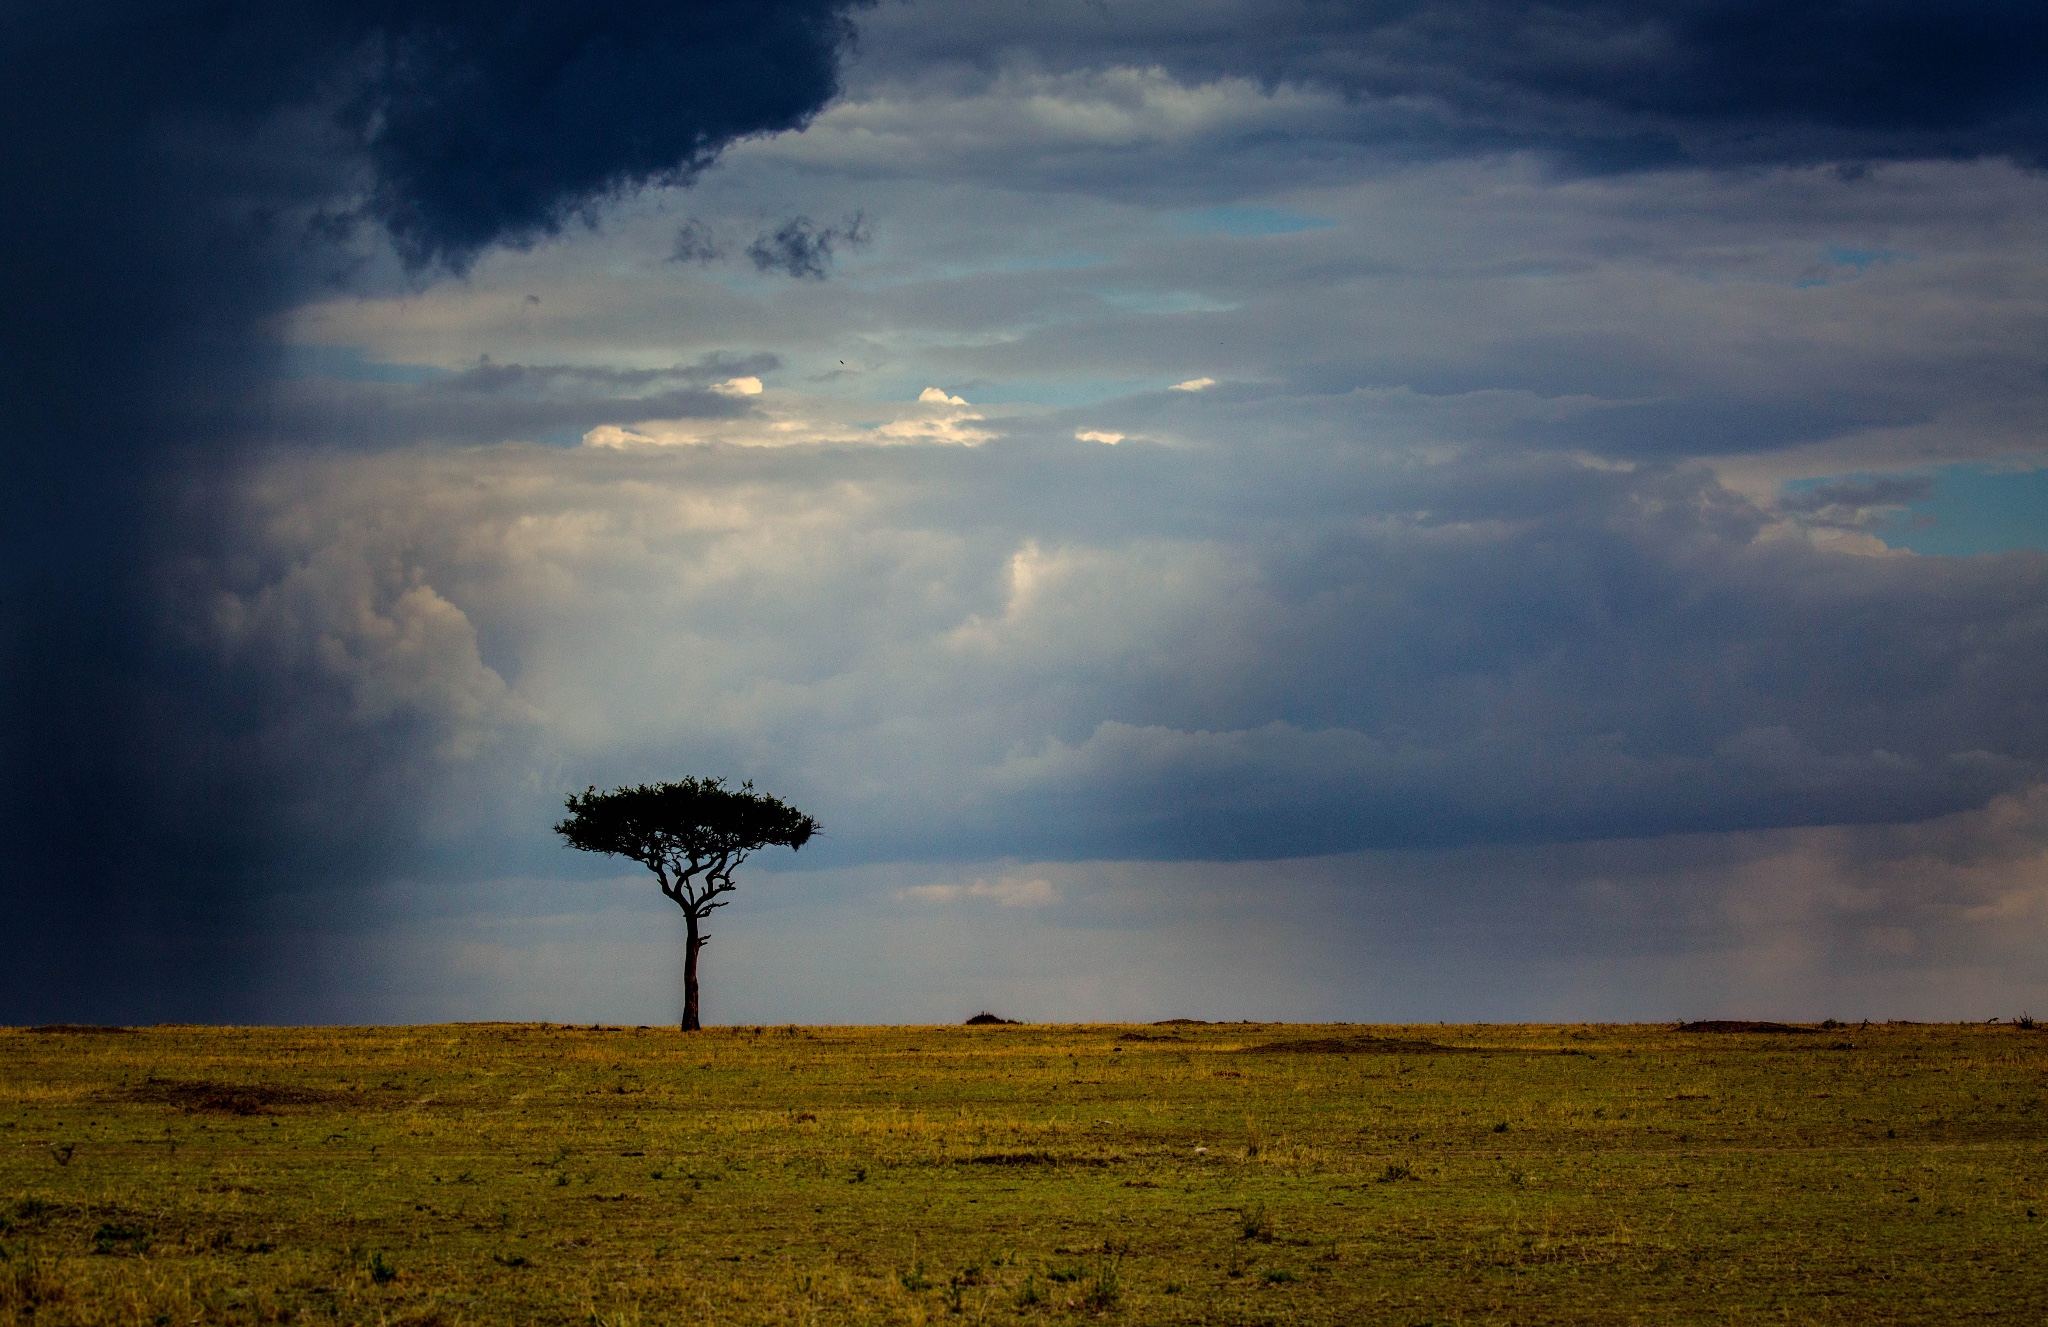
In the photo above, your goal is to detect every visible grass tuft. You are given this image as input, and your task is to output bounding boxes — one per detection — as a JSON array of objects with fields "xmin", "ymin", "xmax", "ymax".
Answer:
[{"xmin": 1079, "ymin": 1247, "xmax": 1123, "ymax": 1311}]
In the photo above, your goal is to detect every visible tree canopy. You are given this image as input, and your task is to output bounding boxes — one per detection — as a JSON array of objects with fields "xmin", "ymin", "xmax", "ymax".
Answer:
[
  {"xmin": 556, "ymin": 778, "xmax": 816, "ymax": 880},
  {"xmin": 555, "ymin": 777, "xmax": 818, "ymax": 1030}
]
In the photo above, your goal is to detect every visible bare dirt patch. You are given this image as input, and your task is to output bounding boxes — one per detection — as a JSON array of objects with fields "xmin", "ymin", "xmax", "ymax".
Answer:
[
  {"xmin": 111, "ymin": 1078, "xmax": 359, "ymax": 1115},
  {"xmin": 1243, "ymin": 1036, "xmax": 1477, "ymax": 1055},
  {"xmin": 957, "ymin": 1152, "xmax": 1113, "ymax": 1168}
]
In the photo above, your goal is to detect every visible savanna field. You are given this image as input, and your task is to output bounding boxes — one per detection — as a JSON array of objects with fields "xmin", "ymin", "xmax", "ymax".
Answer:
[{"xmin": 3, "ymin": 1021, "xmax": 2046, "ymax": 1325}]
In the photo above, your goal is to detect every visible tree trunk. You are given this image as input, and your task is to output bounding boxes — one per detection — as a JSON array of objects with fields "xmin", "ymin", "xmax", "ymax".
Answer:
[{"xmin": 681, "ymin": 909, "xmax": 703, "ymax": 1032}]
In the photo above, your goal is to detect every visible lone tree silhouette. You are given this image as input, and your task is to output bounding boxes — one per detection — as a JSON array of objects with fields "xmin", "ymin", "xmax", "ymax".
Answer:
[{"xmin": 555, "ymin": 778, "xmax": 818, "ymax": 1031}]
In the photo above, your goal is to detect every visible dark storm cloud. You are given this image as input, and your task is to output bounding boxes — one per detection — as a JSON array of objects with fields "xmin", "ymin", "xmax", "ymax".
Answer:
[
  {"xmin": 348, "ymin": 4, "xmax": 872, "ymax": 269},
  {"xmin": 0, "ymin": 1, "xmax": 867, "ymax": 1023},
  {"xmin": 665, "ymin": 212, "xmax": 872, "ymax": 277},
  {"xmin": 746, "ymin": 214, "xmax": 873, "ymax": 279},
  {"xmin": 857, "ymin": 0, "xmax": 2048, "ymax": 169},
  {"xmin": 670, "ymin": 217, "xmax": 729, "ymax": 265},
  {"xmin": 11, "ymin": 0, "xmax": 2045, "ymax": 1024}
]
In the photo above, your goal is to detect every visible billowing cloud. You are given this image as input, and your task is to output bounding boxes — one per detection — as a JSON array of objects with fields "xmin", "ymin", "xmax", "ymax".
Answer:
[
  {"xmin": 856, "ymin": 1, "xmax": 2048, "ymax": 171},
  {"xmin": 0, "ymin": 0, "xmax": 871, "ymax": 1022},
  {"xmin": 171, "ymin": 431, "xmax": 2048, "ymax": 879},
  {"xmin": 7, "ymin": 0, "xmax": 2046, "ymax": 1023}
]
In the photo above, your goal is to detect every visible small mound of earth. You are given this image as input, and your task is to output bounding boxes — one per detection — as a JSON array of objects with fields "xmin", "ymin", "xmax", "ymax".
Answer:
[
  {"xmin": 957, "ymin": 1151, "xmax": 1111, "ymax": 1168},
  {"xmin": 1243, "ymin": 1036, "xmax": 1475, "ymax": 1055},
  {"xmin": 964, "ymin": 1011, "xmax": 1020, "ymax": 1025},
  {"xmin": 1678, "ymin": 1021, "xmax": 1815, "ymax": 1034},
  {"xmin": 115, "ymin": 1078, "xmax": 355, "ymax": 1115}
]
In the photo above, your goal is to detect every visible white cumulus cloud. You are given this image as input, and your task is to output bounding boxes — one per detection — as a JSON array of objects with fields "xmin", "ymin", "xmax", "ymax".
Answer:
[
  {"xmin": 896, "ymin": 875, "xmax": 1061, "ymax": 907},
  {"xmin": 582, "ymin": 388, "xmax": 997, "ymax": 448}
]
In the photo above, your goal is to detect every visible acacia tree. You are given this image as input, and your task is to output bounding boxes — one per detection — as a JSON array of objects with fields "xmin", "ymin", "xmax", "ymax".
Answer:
[{"xmin": 555, "ymin": 778, "xmax": 818, "ymax": 1031}]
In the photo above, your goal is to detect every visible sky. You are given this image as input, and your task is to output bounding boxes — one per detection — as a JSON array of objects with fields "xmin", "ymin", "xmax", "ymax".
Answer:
[{"xmin": 4, "ymin": 0, "xmax": 2046, "ymax": 1027}]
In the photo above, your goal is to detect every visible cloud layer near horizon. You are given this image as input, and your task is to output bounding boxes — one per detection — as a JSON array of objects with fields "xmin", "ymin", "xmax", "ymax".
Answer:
[
  {"xmin": 248, "ymin": 782, "xmax": 2048, "ymax": 1027},
  {"xmin": 188, "ymin": 426, "xmax": 2047, "ymax": 865}
]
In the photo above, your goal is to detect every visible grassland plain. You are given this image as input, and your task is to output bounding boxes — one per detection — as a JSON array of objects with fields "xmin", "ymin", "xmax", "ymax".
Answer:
[{"xmin": 2, "ymin": 1021, "xmax": 2046, "ymax": 1325}]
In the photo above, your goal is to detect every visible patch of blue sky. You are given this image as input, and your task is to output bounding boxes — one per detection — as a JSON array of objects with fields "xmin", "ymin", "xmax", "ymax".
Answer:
[
  {"xmin": 1093, "ymin": 288, "xmax": 1239, "ymax": 315},
  {"xmin": 1795, "ymin": 245, "xmax": 1914, "ymax": 288},
  {"xmin": 281, "ymin": 344, "xmax": 449, "ymax": 384},
  {"xmin": 528, "ymin": 426, "xmax": 599, "ymax": 449},
  {"xmin": 1824, "ymin": 245, "xmax": 1910, "ymax": 269},
  {"xmin": 1888, "ymin": 463, "xmax": 2048, "ymax": 556},
  {"xmin": 816, "ymin": 367, "xmax": 1144, "ymax": 410},
  {"xmin": 1788, "ymin": 463, "xmax": 2048, "ymax": 555},
  {"xmin": 831, "ymin": 252, "xmax": 1111, "ymax": 291},
  {"xmin": 984, "ymin": 252, "xmax": 1113, "ymax": 274},
  {"xmin": 955, "ymin": 378, "xmax": 1162, "ymax": 408},
  {"xmin": 1166, "ymin": 206, "xmax": 1338, "ymax": 237}
]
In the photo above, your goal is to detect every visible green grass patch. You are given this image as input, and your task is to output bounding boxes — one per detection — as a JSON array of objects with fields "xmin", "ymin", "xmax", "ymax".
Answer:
[{"xmin": 2, "ymin": 1020, "xmax": 2046, "ymax": 1322}]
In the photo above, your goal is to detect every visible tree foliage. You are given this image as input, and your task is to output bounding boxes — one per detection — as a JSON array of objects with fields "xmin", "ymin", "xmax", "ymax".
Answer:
[{"xmin": 555, "ymin": 777, "xmax": 817, "ymax": 913}]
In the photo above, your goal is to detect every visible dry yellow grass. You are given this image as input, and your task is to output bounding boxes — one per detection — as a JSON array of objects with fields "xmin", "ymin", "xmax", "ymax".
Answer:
[{"xmin": 3, "ymin": 1020, "xmax": 2046, "ymax": 1323}]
